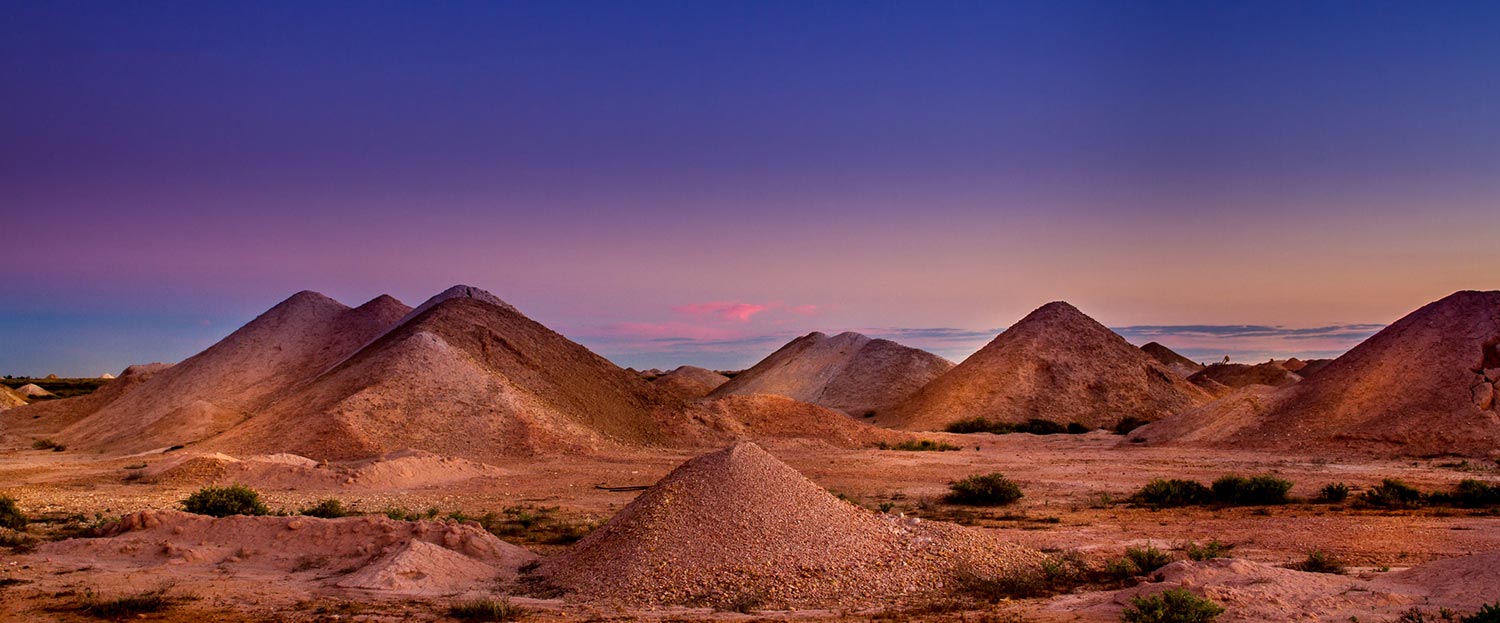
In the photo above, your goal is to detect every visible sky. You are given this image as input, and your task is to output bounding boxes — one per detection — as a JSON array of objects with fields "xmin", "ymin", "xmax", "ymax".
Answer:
[{"xmin": 3, "ymin": 1, "xmax": 1498, "ymax": 376}]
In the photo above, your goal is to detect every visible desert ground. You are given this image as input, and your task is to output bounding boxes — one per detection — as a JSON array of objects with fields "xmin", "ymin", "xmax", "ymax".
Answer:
[{"xmin": 2, "ymin": 287, "xmax": 1498, "ymax": 622}]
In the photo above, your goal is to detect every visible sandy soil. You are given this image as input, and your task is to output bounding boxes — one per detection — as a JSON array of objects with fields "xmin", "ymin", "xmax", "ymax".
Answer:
[{"xmin": 3, "ymin": 432, "xmax": 1498, "ymax": 622}]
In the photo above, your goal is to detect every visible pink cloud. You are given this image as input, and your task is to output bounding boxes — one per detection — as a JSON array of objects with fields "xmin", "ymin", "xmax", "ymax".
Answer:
[
  {"xmin": 672, "ymin": 301, "xmax": 771, "ymax": 322},
  {"xmin": 788, "ymin": 304, "xmax": 819, "ymax": 315}
]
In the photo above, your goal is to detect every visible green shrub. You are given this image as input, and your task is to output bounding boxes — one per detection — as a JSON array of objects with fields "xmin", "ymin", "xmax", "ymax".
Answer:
[
  {"xmin": 1104, "ymin": 557, "xmax": 1140, "ymax": 580},
  {"xmin": 1447, "ymin": 480, "xmax": 1500, "ymax": 508},
  {"xmin": 1286, "ymin": 550, "xmax": 1344, "ymax": 574},
  {"xmin": 449, "ymin": 598, "xmax": 526, "ymax": 621},
  {"xmin": 875, "ymin": 439, "xmax": 960, "ymax": 452},
  {"xmin": 944, "ymin": 417, "xmax": 1087, "ymax": 436},
  {"xmin": 1066, "ymin": 422, "xmax": 1093, "ymax": 434},
  {"xmin": 1114, "ymin": 416, "xmax": 1150, "ymax": 434},
  {"xmin": 0, "ymin": 496, "xmax": 28, "ymax": 530},
  {"xmin": 1317, "ymin": 482, "xmax": 1350, "ymax": 503},
  {"xmin": 1359, "ymin": 479, "xmax": 1425, "ymax": 509},
  {"xmin": 1121, "ymin": 588, "xmax": 1225, "ymax": 623},
  {"xmin": 945, "ymin": 416, "xmax": 1006, "ymax": 434},
  {"xmin": 1210, "ymin": 474, "xmax": 1292, "ymax": 506},
  {"xmin": 946, "ymin": 473, "xmax": 1024, "ymax": 506},
  {"xmin": 1014, "ymin": 418, "xmax": 1067, "ymax": 435},
  {"xmin": 1131, "ymin": 479, "xmax": 1213, "ymax": 508},
  {"xmin": 181, "ymin": 484, "xmax": 269, "ymax": 517},
  {"xmin": 1184, "ymin": 539, "xmax": 1234, "ymax": 561},
  {"xmin": 1464, "ymin": 602, "xmax": 1500, "ymax": 623},
  {"xmin": 298, "ymin": 498, "xmax": 355, "ymax": 519},
  {"xmin": 1125, "ymin": 544, "xmax": 1174, "ymax": 574}
]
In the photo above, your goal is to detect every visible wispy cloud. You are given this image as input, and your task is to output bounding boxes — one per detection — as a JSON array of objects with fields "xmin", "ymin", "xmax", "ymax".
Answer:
[{"xmin": 671, "ymin": 301, "xmax": 771, "ymax": 322}]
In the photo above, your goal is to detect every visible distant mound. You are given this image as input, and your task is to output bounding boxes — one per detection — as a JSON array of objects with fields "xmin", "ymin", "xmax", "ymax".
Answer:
[
  {"xmin": 209, "ymin": 286, "xmax": 674, "ymax": 460},
  {"xmin": 99, "ymin": 373, "xmax": 116, "ymax": 379},
  {"xmin": 881, "ymin": 302, "xmax": 1211, "ymax": 430},
  {"xmin": 41, "ymin": 510, "xmax": 535, "ymax": 596},
  {"xmin": 1279, "ymin": 358, "xmax": 1307, "ymax": 372},
  {"xmin": 144, "ymin": 448, "xmax": 509, "ymax": 490},
  {"xmin": 537, "ymin": 442, "xmax": 1041, "ymax": 607},
  {"xmin": 1188, "ymin": 361, "xmax": 1301, "ymax": 390},
  {"xmin": 54, "ymin": 293, "xmax": 410, "ymax": 453},
  {"xmin": 0, "ymin": 363, "xmax": 173, "ymax": 444},
  {"xmin": 1135, "ymin": 290, "xmax": 1500, "ymax": 456},
  {"xmin": 672, "ymin": 394, "xmax": 898, "ymax": 448},
  {"xmin": 1141, "ymin": 342, "xmax": 1204, "ymax": 377},
  {"xmin": 1295, "ymin": 358, "xmax": 1335, "ymax": 377},
  {"xmin": 652, "ymin": 365, "xmax": 730, "ymax": 399},
  {"xmin": 15, "ymin": 383, "xmax": 53, "ymax": 398},
  {"xmin": 710, "ymin": 331, "xmax": 953, "ymax": 417}
]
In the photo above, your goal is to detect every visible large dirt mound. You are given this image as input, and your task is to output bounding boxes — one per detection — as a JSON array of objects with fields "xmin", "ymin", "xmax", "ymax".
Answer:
[
  {"xmin": 710, "ymin": 331, "xmax": 953, "ymax": 417},
  {"xmin": 209, "ymin": 286, "xmax": 674, "ymax": 460},
  {"xmin": 538, "ymin": 442, "xmax": 1042, "ymax": 608},
  {"xmin": 1141, "ymin": 342, "xmax": 1204, "ymax": 377},
  {"xmin": 652, "ymin": 365, "xmax": 730, "ymax": 399},
  {"xmin": 881, "ymin": 302, "xmax": 1211, "ymax": 430},
  {"xmin": 1188, "ymin": 361, "xmax": 1302, "ymax": 390},
  {"xmin": 1136, "ymin": 291, "xmax": 1500, "ymax": 456},
  {"xmin": 14, "ymin": 383, "xmax": 53, "ymax": 397},
  {"xmin": 56, "ymin": 292, "xmax": 411, "ymax": 453},
  {"xmin": 39, "ymin": 510, "xmax": 535, "ymax": 596}
]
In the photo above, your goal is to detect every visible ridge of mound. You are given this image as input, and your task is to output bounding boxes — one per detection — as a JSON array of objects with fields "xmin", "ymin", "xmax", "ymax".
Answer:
[
  {"xmin": 39, "ymin": 510, "xmax": 535, "ymax": 595},
  {"xmin": 1137, "ymin": 290, "xmax": 1500, "ymax": 456},
  {"xmin": 652, "ymin": 365, "xmax": 730, "ymax": 399},
  {"xmin": 711, "ymin": 331, "xmax": 953, "ymax": 417},
  {"xmin": 1188, "ymin": 361, "xmax": 1302, "ymax": 390},
  {"xmin": 882, "ymin": 302, "xmax": 1211, "ymax": 430},
  {"xmin": 210, "ymin": 294, "xmax": 671, "ymax": 460},
  {"xmin": 56, "ymin": 292, "xmax": 411, "ymax": 453},
  {"xmin": 538, "ymin": 442, "xmax": 1042, "ymax": 607},
  {"xmin": 1141, "ymin": 342, "xmax": 1205, "ymax": 377}
]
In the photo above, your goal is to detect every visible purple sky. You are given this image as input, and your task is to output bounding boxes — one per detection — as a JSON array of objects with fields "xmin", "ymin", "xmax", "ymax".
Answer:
[{"xmin": 3, "ymin": 2, "xmax": 1498, "ymax": 376}]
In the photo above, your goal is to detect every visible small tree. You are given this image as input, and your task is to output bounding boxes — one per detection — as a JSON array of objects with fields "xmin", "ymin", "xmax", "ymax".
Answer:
[
  {"xmin": 1122, "ymin": 588, "xmax": 1225, "ymax": 623},
  {"xmin": 946, "ymin": 473, "xmax": 1024, "ymax": 506}
]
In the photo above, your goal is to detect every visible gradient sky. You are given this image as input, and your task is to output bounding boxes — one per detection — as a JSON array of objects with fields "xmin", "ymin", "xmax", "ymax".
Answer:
[{"xmin": 3, "ymin": 1, "xmax": 1499, "ymax": 376}]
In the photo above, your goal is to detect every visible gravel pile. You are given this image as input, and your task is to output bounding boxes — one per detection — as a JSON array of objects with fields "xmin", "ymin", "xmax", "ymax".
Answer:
[{"xmin": 538, "ymin": 442, "xmax": 1043, "ymax": 608}]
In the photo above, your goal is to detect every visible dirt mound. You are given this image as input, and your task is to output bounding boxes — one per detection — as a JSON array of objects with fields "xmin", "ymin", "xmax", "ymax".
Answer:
[
  {"xmin": 1141, "ymin": 342, "xmax": 1204, "ymax": 377},
  {"xmin": 39, "ymin": 510, "xmax": 535, "ymax": 596},
  {"xmin": 882, "ymin": 302, "xmax": 1211, "ymax": 430},
  {"xmin": 538, "ymin": 442, "xmax": 1042, "ymax": 607},
  {"xmin": 14, "ymin": 383, "xmax": 52, "ymax": 397},
  {"xmin": 209, "ymin": 286, "xmax": 673, "ymax": 461},
  {"xmin": 1296, "ymin": 358, "xmax": 1334, "ymax": 377},
  {"xmin": 1280, "ymin": 357, "xmax": 1307, "ymax": 372},
  {"xmin": 1373, "ymin": 552, "xmax": 1500, "ymax": 610},
  {"xmin": 1136, "ymin": 291, "xmax": 1500, "ymax": 456},
  {"xmin": 57, "ymin": 292, "xmax": 411, "ymax": 454},
  {"xmin": 652, "ymin": 365, "xmax": 730, "ymax": 399},
  {"xmin": 98, "ymin": 372, "xmax": 116, "ymax": 379},
  {"xmin": 1188, "ymin": 361, "xmax": 1301, "ymax": 389},
  {"xmin": 711, "ymin": 331, "xmax": 953, "ymax": 417},
  {"xmin": 0, "ymin": 385, "xmax": 26, "ymax": 410},
  {"xmin": 147, "ymin": 448, "xmax": 508, "ymax": 490},
  {"xmin": 670, "ymin": 395, "xmax": 898, "ymax": 448},
  {"xmin": 0, "ymin": 363, "xmax": 173, "ymax": 444}
]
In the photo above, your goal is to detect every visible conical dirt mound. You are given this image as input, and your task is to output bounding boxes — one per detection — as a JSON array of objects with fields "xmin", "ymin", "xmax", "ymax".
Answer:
[
  {"xmin": 210, "ymin": 286, "xmax": 673, "ymax": 460},
  {"xmin": 711, "ymin": 331, "xmax": 953, "ymax": 417},
  {"xmin": 1137, "ymin": 290, "xmax": 1500, "ymax": 456},
  {"xmin": 881, "ymin": 302, "xmax": 1211, "ymax": 430},
  {"xmin": 15, "ymin": 383, "xmax": 52, "ymax": 397},
  {"xmin": 653, "ymin": 365, "xmax": 730, "ymax": 399},
  {"xmin": 55, "ymin": 292, "xmax": 410, "ymax": 453},
  {"xmin": 538, "ymin": 442, "xmax": 1042, "ymax": 607},
  {"xmin": 1141, "ymin": 342, "xmax": 1204, "ymax": 377}
]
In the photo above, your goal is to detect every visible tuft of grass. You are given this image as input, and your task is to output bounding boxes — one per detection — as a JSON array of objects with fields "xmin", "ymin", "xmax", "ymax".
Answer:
[
  {"xmin": 298, "ymin": 498, "xmax": 356, "ymax": 519},
  {"xmin": 1317, "ymin": 482, "xmax": 1350, "ymax": 503},
  {"xmin": 1183, "ymin": 539, "xmax": 1234, "ymax": 561},
  {"xmin": 945, "ymin": 473, "xmax": 1024, "ymax": 506},
  {"xmin": 78, "ymin": 587, "xmax": 172, "ymax": 618},
  {"xmin": 875, "ymin": 439, "xmax": 961, "ymax": 452},
  {"xmin": 1121, "ymin": 588, "xmax": 1225, "ymax": 623},
  {"xmin": 448, "ymin": 598, "xmax": 526, "ymax": 621},
  {"xmin": 1358, "ymin": 479, "xmax": 1426, "ymax": 509},
  {"xmin": 1130, "ymin": 479, "xmax": 1213, "ymax": 508},
  {"xmin": 1124, "ymin": 544, "xmax": 1174, "ymax": 574},
  {"xmin": 1210, "ymin": 474, "xmax": 1292, "ymax": 506},
  {"xmin": 0, "ymin": 496, "xmax": 27, "ymax": 531},
  {"xmin": 1286, "ymin": 550, "xmax": 1345, "ymax": 574},
  {"xmin": 181, "ymin": 484, "xmax": 269, "ymax": 517}
]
